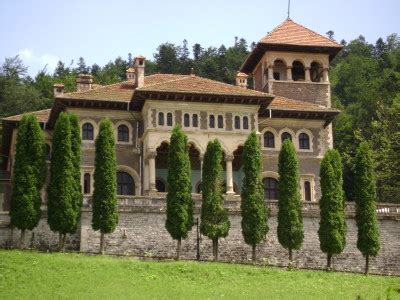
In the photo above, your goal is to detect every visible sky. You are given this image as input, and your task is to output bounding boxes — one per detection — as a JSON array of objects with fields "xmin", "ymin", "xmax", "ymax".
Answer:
[{"xmin": 0, "ymin": 0, "xmax": 399, "ymax": 76}]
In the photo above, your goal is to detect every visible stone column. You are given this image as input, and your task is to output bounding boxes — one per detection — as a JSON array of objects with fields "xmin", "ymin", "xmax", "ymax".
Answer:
[
  {"xmin": 199, "ymin": 154, "xmax": 204, "ymax": 179},
  {"xmin": 268, "ymin": 65, "xmax": 274, "ymax": 80},
  {"xmin": 286, "ymin": 65, "xmax": 293, "ymax": 81},
  {"xmin": 148, "ymin": 151, "xmax": 157, "ymax": 192},
  {"xmin": 305, "ymin": 66, "xmax": 311, "ymax": 82},
  {"xmin": 143, "ymin": 161, "xmax": 149, "ymax": 192},
  {"xmin": 225, "ymin": 154, "xmax": 234, "ymax": 194},
  {"xmin": 323, "ymin": 68, "xmax": 329, "ymax": 82}
]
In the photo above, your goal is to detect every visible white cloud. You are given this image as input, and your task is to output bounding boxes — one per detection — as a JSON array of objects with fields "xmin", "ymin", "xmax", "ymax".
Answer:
[{"xmin": 18, "ymin": 48, "xmax": 59, "ymax": 75}]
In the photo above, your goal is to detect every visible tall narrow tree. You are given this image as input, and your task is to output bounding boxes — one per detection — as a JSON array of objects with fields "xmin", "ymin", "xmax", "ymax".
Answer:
[
  {"xmin": 241, "ymin": 131, "xmax": 268, "ymax": 261},
  {"xmin": 200, "ymin": 139, "xmax": 230, "ymax": 261},
  {"xmin": 69, "ymin": 114, "xmax": 82, "ymax": 233},
  {"xmin": 10, "ymin": 114, "xmax": 46, "ymax": 248},
  {"xmin": 318, "ymin": 149, "xmax": 346, "ymax": 269},
  {"xmin": 277, "ymin": 139, "xmax": 304, "ymax": 264},
  {"xmin": 92, "ymin": 119, "xmax": 118, "ymax": 255},
  {"xmin": 165, "ymin": 125, "xmax": 194, "ymax": 259},
  {"xmin": 354, "ymin": 142, "xmax": 380, "ymax": 274},
  {"xmin": 47, "ymin": 112, "xmax": 77, "ymax": 251}
]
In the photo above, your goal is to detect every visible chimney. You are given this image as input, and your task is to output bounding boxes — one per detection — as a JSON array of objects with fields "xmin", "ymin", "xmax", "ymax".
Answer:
[
  {"xmin": 235, "ymin": 72, "xmax": 248, "ymax": 89},
  {"xmin": 134, "ymin": 55, "xmax": 145, "ymax": 88},
  {"xmin": 126, "ymin": 67, "xmax": 135, "ymax": 80},
  {"xmin": 76, "ymin": 74, "xmax": 93, "ymax": 92},
  {"xmin": 53, "ymin": 83, "xmax": 65, "ymax": 97}
]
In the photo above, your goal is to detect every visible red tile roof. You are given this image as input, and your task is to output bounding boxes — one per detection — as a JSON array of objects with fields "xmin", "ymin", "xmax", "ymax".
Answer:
[
  {"xmin": 57, "ymin": 73, "xmax": 271, "ymax": 102},
  {"xmin": 3, "ymin": 109, "xmax": 51, "ymax": 122},
  {"xmin": 260, "ymin": 18, "xmax": 342, "ymax": 48},
  {"xmin": 268, "ymin": 96, "xmax": 339, "ymax": 112}
]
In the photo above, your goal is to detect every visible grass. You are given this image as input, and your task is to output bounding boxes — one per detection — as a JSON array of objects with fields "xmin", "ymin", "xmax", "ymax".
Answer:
[{"xmin": 0, "ymin": 250, "xmax": 399, "ymax": 299}]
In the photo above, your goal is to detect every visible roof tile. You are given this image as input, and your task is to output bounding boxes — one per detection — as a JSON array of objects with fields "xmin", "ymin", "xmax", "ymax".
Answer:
[{"xmin": 3, "ymin": 109, "xmax": 51, "ymax": 122}]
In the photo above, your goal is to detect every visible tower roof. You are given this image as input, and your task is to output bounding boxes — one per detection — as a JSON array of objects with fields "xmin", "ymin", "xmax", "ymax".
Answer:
[
  {"xmin": 241, "ymin": 19, "xmax": 342, "ymax": 73},
  {"xmin": 259, "ymin": 18, "xmax": 342, "ymax": 48}
]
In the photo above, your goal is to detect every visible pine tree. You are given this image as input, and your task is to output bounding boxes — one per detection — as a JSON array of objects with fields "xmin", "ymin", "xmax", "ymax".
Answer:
[
  {"xmin": 318, "ymin": 149, "xmax": 346, "ymax": 269},
  {"xmin": 241, "ymin": 131, "xmax": 268, "ymax": 261},
  {"xmin": 10, "ymin": 114, "xmax": 46, "ymax": 248},
  {"xmin": 165, "ymin": 125, "xmax": 194, "ymax": 259},
  {"xmin": 277, "ymin": 139, "xmax": 304, "ymax": 264},
  {"xmin": 200, "ymin": 139, "xmax": 230, "ymax": 261},
  {"xmin": 47, "ymin": 112, "xmax": 77, "ymax": 251},
  {"xmin": 92, "ymin": 119, "xmax": 118, "ymax": 254},
  {"xmin": 69, "ymin": 114, "xmax": 82, "ymax": 234},
  {"xmin": 354, "ymin": 142, "xmax": 380, "ymax": 274}
]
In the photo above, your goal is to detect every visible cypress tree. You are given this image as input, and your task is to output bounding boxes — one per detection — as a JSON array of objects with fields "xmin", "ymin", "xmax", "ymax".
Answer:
[
  {"xmin": 47, "ymin": 112, "xmax": 76, "ymax": 251},
  {"xmin": 241, "ymin": 131, "xmax": 268, "ymax": 261},
  {"xmin": 69, "ymin": 114, "xmax": 82, "ymax": 233},
  {"xmin": 10, "ymin": 114, "xmax": 46, "ymax": 248},
  {"xmin": 354, "ymin": 142, "xmax": 380, "ymax": 274},
  {"xmin": 92, "ymin": 118, "xmax": 118, "ymax": 254},
  {"xmin": 277, "ymin": 139, "xmax": 304, "ymax": 264},
  {"xmin": 165, "ymin": 125, "xmax": 194, "ymax": 259},
  {"xmin": 200, "ymin": 139, "xmax": 230, "ymax": 261},
  {"xmin": 318, "ymin": 149, "xmax": 346, "ymax": 269}
]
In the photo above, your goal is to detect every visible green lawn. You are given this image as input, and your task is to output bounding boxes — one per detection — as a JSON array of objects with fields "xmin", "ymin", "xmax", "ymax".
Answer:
[{"xmin": 0, "ymin": 250, "xmax": 399, "ymax": 299}]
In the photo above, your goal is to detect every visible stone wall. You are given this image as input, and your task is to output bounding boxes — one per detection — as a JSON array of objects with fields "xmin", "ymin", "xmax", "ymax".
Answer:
[
  {"xmin": 271, "ymin": 81, "xmax": 330, "ymax": 107},
  {"xmin": 1, "ymin": 199, "xmax": 399, "ymax": 276}
]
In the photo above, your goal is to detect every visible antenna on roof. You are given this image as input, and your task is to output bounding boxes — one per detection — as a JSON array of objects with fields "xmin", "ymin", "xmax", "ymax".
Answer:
[{"xmin": 287, "ymin": 0, "xmax": 291, "ymax": 19}]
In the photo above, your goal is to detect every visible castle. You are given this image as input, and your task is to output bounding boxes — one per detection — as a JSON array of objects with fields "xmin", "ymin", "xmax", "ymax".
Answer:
[{"xmin": 1, "ymin": 19, "xmax": 399, "ymax": 275}]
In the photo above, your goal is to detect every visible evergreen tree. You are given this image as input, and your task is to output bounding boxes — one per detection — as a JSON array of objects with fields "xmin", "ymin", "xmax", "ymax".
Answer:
[
  {"xmin": 241, "ymin": 131, "xmax": 268, "ymax": 261},
  {"xmin": 10, "ymin": 114, "xmax": 46, "ymax": 248},
  {"xmin": 92, "ymin": 119, "xmax": 118, "ymax": 254},
  {"xmin": 354, "ymin": 142, "xmax": 380, "ymax": 274},
  {"xmin": 165, "ymin": 125, "xmax": 194, "ymax": 259},
  {"xmin": 318, "ymin": 149, "xmax": 346, "ymax": 269},
  {"xmin": 69, "ymin": 113, "xmax": 82, "ymax": 234},
  {"xmin": 277, "ymin": 139, "xmax": 304, "ymax": 264},
  {"xmin": 200, "ymin": 139, "xmax": 230, "ymax": 261},
  {"xmin": 47, "ymin": 112, "xmax": 77, "ymax": 251}
]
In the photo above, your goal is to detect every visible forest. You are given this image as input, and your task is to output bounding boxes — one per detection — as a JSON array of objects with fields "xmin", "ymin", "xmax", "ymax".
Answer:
[{"xmin": 0, "ymin": 33, "xmax": 399, "ymax": 203}]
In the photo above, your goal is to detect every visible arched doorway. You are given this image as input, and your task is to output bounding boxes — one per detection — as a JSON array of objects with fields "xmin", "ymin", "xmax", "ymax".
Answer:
[
  {"xmin": 117, "ymin": 171, "xmax": 135, "ymax": 195},
  {"xmin": 263, "ymin": 177, "xmax": 279, "ymax": 200}
]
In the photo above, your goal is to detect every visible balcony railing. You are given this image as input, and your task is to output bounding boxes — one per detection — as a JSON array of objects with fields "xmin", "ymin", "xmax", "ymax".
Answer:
[{"xmin": 82, "ymin": 195, "xmax": 400, "ymax": 217}]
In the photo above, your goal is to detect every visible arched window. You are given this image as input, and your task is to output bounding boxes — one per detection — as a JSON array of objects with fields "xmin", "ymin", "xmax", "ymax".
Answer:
[
  {"xmin": 83, "ymin": 173, "xmax": 91, "ymax": 194},
  {"xmin": 263, "ymin": 177, "xmax": 279, "ymax": 200},
  {"xmin": 264, "ymin": 131, "xmax": 275, "ymax": 148},
  {"xmin": 117, "ymin": 171, "xmax": 134, "ymax": 195},
  {"xmin": 184, "ymin": 113, "xmax": 190, "ymax": 127},
  {"xmin": 273, "ymin": 59, "xmax": 287, "ymax": 80},
  {"xmin": 158, "ymin": 112, "xmax": 164, "ymax": 126},
  {"xmin": 234, "ymin": 116, "xmax": 241, "ymax": 129},
  {"xmin": 82, "ymin": 123, "xmax": 94, "ymax": 140},
  {"xmin": 281, "ymin": 132, "xmax": 292, "ymax": 143},
  {"xmin": 243, "ymin": 116, "xmax": 249, "ymax": 130},
  {"xmin": 45, "ymin": 144, "xmax": 51, "ymax": 161},
  {"xmin": 299, "ymin": 133, "xmax": 310, "ymax": 150},
  {"xmin": 217, "ymin": 115, "xmax": 224, "ymax": 128},
  {"xmin": 156, "ymin": 179, "xmax": 166, "ymax": 192},
  {"xmin": 292, "ymin": 60, "xmax": 305, "ymax": 81},
  {"xmin": 304, "ymin": 181, "xmax": 311, "ymax": 201},
  {"xmin": 209, "ymin": 115, "xmax": 215, "ymax": 128},
  {"xmin": 118, "ymin": 125, "xmax": 129, "ymax": 142},
  {"xmin": 311, "ymin": 62, "xmax": 323, "ymax": 82},
  {"xmin": 167, "ymin": 113, "xmax": 173, "ymax": 126},
  {"xmin": 192, "ymin": 114, "xmax": 198, "ymax": 127}
]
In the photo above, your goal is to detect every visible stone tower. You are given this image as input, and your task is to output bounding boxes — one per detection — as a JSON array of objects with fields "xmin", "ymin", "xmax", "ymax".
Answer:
[{"xmin": 241, "ymin": 19, "xmax": 342, "ymax": 108}]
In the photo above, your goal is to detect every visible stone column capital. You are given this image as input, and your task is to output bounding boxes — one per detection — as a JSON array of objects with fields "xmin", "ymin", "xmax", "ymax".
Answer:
[
  {"xmin": 225, "ymin": 154, "xmax": 234, "ymax": 162},
  {"xmin": 147, "ymin": 151, "xmax": 157, "ymax": 159},
  {"xmin": 304, "ymin": 66, "xmax": 311, "ymax": 70},
  {"xmin": 286, "ymin": 65, "xmax": 293, "ymax": 69}
]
